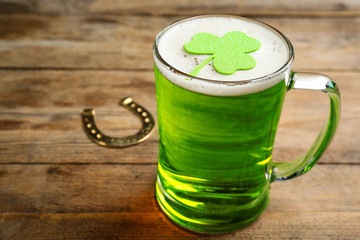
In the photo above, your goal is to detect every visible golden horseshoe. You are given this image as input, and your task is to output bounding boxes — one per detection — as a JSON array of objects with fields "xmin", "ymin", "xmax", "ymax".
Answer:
[{"xmin": 82, "ymin": 97, "xmax": 155, "ymax": 147}]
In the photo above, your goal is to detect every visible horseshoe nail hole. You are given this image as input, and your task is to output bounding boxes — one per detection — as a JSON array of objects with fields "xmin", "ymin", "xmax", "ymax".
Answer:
[
  {"xmin": 145, "ymin": 118, "xmax": 150, "ymax": 123},
  {"xmin": 96, "ymin": 134, "xmax": 101, "ymax": 139},
  {"xmin": 131, "ymin": 103, "xmax": 136, "ymax": 108},
  {"xmin": 87, "ymin": 123, "xmax": 92, "ymax": 128},
  {"xmin": 91, "ymin": 129, "xmax": 96, "ymax": 134},
  {"xmin": 126, "ymin": 139, "xmax": 130, "ymax": 143},
  {"xmin": 142, "ymin": 112, "xmax": 148, "ymax": 117},
  {"xmin": 85, "ymin": 118, "xmax": 89, "ymax": 122},
  {"xmin": 137, "ymin": 107, "xmax": 142, "ymax": 112},
  {"xmin": 122, "ymin": 97, "xmax": 133, "ymax": 105}
]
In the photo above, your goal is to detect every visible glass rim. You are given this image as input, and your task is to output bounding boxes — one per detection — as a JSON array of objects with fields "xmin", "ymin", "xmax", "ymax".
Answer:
[{"xmin": 153, "ymin": 14, "xmax": 295, "ymax": 85}]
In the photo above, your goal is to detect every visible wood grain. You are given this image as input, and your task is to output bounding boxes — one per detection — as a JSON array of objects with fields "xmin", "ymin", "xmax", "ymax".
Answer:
[
  {"xmin": 0, "ymin": 15, "xmax": 359, "ymax": 71},
  {"xmin": 0, "ymin": 164, "xmax": 359, "ymax": 239},
  {"xmin": 1, "ymin": 212, "xmax": 360, "ymax": 239},
  {"xmin": 0, "ymin": 164, "xmax": 358, "ymax": 213},
  {"xmin": 0, "ymin": 0, "xmax": 359, "ymax": 16},
  {"xmin": 0, "ymin": 2, "xmax": 359, "ymax": 238},
  {"xmin": 0, "ymin": 70, "xmax": 358, "ymax": 164}
]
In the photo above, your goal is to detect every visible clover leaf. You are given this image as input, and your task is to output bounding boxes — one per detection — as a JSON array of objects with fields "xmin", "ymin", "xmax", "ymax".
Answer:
[{"xmin": 184, "ymin": 31, "xmax": 261, "ymax": 76}]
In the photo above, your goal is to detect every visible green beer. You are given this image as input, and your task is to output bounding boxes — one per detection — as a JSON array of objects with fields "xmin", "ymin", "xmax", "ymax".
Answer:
[
  {"xmin": 155, "ymin": 66, "xmax": 286, "ymax": 232},
  {"xmin": 153, "ymin": 15, "xmax": 340, "ymax": 233}
]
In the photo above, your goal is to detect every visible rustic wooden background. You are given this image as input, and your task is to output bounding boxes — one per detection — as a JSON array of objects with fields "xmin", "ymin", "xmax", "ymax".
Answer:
[{"xmin": 0, "ymin": 0, "xmax": 359, "ymax": 239}]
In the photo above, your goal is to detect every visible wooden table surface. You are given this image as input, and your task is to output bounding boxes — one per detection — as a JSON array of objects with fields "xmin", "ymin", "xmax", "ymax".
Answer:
[{"xmin": 0, "ymin": 0, "xmax": 359, "ymax": 239}]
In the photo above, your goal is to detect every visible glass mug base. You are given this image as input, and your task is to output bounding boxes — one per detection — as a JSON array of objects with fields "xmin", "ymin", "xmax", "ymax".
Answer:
[{"xmin": 155, "ymin": 166, "xmax": 270, "ymax": 233}]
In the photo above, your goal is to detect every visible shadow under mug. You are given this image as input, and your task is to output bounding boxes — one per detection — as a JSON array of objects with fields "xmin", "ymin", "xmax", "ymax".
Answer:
[{"xmin": 153, "ymin": 15, "xmax": 340, "ymax": 233}]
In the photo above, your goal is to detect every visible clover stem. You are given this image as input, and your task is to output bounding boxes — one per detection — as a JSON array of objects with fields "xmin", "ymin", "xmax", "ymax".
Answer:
[{"xmin": 189, "ymin": 55, "xmax": 214, "ymax": 77}]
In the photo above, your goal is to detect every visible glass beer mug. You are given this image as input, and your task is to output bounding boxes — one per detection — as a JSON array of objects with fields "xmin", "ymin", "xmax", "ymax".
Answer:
[{"xmin": 152, "ymin": 15, "xmax": 340, "ymax": 233}]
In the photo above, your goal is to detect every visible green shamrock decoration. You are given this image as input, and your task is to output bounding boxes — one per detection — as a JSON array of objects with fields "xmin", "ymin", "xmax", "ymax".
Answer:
[{"xmin": 184, "ymin": 31, "xmax": 261, "ymax": 76}]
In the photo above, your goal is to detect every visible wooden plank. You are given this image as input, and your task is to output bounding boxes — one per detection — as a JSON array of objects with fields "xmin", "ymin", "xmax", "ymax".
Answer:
[
  {"xmin": 0, "ymin": 0, "xmax": 359, "ymax": 16},
  {"xmin": 1, "ymin": 212, "xmax": 359, "ymax": 239},
  {"xmin": 0, "ymin": 164, "xmax": 358, "ymax": 214},
  {"xmin": 0, "ymin": 15, "xmax": 359, "ymax": 71},
  {"xmin": 0, "ymin": 69, "xmax": 158, "ymax": 164},
  {"xmin": 0, "ymin": 164, "xmax": 359, "ymax": 239},
  {"xmin": 0, "ymin": 70, "xmax": 358, "ymax": 164},
  {"xmin": 0, "ymin": 164, "xmax": 157, "ymax": 213}
]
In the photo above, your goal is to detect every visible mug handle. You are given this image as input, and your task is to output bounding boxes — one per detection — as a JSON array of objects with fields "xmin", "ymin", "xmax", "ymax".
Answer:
[{"xmin": 271, "ymin": 72, "xmax": 341, "ymax": 182}]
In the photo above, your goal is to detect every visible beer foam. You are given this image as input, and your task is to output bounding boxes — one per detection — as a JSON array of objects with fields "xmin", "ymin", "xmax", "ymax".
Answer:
[{"xmin": 154, "ymin": 16, "xmax": 292, "ymax": 96}]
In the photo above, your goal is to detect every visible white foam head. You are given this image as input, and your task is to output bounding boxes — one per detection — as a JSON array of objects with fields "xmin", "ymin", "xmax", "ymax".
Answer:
[{"xmin": 154, "ymin": 15, "xmax": 293, "ymax": 96}]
